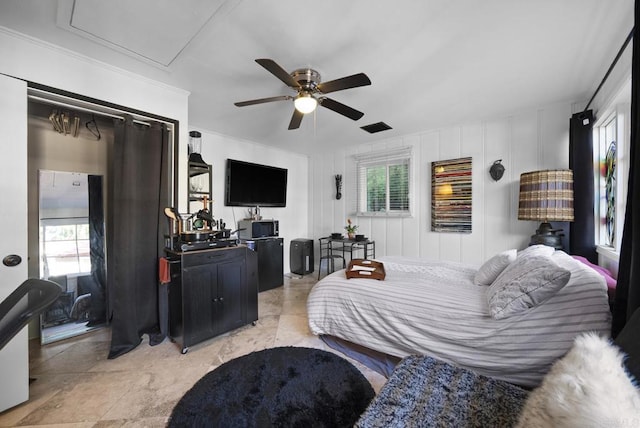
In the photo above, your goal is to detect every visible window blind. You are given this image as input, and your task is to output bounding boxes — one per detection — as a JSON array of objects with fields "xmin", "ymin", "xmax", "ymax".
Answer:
[{"xmin": 354, "ymin": 147, "xmax": 412, "ymax": 216}]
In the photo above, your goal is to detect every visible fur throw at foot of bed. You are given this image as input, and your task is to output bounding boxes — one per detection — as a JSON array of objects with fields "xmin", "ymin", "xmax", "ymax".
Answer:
[{"xmin": 517, "ymin": 333, "xmax": 640, "ymax": 428}]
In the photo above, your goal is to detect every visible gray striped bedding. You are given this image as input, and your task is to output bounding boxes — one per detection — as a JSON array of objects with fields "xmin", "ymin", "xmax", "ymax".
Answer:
[{"xmin": 307, "ymin": 251, "xmax": 611, "ymax": 388}]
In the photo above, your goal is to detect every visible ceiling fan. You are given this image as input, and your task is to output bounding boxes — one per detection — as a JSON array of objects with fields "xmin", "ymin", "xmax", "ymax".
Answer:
[{"xmin": 234, "ymin": 58, "xmax": 371, "ymax": 130}]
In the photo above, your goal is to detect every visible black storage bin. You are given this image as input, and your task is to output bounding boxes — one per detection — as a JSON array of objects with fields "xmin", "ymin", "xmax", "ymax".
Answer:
[{"xmin": 290, "ymin": 238, "xmax": 314, "ymax": 275}]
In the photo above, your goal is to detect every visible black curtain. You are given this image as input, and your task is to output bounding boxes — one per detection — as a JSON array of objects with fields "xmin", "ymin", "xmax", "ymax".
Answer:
[
  {"xmin": 569, "ymin": 110, "xmax": 597, "ymax": 263},
  {"xmin": 612, "ymin": 2, "xmax": 640, "ymax": 337},
  {"xmin": 108, "ymin": 116, "xmax": 170, "ymax": 359},
  {"xmin": 87, "ymin": 174, "xmax": 106, "ymax": 325}
]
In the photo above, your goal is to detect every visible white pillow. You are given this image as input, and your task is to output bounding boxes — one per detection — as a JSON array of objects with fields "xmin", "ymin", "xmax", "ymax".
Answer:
[
  {"xmin": 516, "ymin": 333, "xmax": 640, "ymax": 428},
  {"xmin": 474, "ymin": 249, "xmax": 517, "ymax": 286},
  {"xmin": 486, "ymin": 254, "xmax": 570, "ymax": 319}
]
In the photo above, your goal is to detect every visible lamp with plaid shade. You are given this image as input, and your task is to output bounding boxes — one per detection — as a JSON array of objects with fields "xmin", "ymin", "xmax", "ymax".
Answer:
[{"xmin": 518, "ymin": 170, "xmax": 574, "ymax": 249}]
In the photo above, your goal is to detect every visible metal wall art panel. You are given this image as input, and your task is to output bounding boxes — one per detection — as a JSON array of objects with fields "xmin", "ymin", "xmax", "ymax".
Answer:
[{"xmin": 431, "ymin": 157, "xmax": 472, "ymax": 233}]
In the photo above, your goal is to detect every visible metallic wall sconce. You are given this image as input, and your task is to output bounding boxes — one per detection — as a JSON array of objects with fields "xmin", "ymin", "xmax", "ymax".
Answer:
[
  {"xmin": 489, "ymin": 160, "xmax": 505, "ymax": 181},
  {"xmin": 335, "ymin": 174, "xmax": 342, "ymax": 200}
]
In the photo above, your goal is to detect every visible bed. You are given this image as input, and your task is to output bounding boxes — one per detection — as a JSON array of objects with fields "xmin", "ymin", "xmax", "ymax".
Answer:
[{"xmin": 307, "ymin": 247, "xmax": 612, "ymax": 388}]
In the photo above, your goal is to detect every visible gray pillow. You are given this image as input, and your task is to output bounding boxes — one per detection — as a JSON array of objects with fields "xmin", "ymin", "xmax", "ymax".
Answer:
[
  {"xmin": 516, "ymin": 244, "xmax": 555, "ymax": 259},
  {"xmin": 487, "ymin": 254, "xmax": 571, "ymax": 320},
  {"xmin": 474, "ymin": 249, "xmax": 517, "ymax": 286}
]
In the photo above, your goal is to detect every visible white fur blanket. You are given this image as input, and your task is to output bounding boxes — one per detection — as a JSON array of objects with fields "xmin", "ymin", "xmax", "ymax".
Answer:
[{"xmin": 517, "ymin": 333, "xmax": 640, "ymax": 428}]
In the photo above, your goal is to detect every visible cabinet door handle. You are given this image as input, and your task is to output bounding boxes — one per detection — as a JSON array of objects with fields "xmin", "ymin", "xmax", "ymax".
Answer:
[
  {"xmin": 213, "ymin": 298, "xmax": 218, "ymax": 302},
  {"xmin": 219, "ymin": 297, "xmax": 224, "ymax": 302}
]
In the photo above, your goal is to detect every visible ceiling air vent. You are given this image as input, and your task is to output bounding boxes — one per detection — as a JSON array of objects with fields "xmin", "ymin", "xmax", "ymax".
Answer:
[{"xmin": 360, "ymin": 122, "xmax": 392, "ymax": 134}]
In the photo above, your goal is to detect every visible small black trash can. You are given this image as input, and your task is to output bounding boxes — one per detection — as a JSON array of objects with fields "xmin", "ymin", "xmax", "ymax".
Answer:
[{"xmin": 290, "ymin": 239, "xmax": 314, "ymax": 275}]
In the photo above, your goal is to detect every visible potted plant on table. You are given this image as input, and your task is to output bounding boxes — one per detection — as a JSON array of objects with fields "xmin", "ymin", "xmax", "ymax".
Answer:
[{"xmin": 345, "ymin": 218, "xmax": 358, "ymax": 239}]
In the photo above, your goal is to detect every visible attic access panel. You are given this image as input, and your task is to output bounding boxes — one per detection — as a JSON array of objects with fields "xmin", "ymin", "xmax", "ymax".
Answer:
[{"xmin": 60, "ymin": 0, "xmax": 226, "ymax": 66}]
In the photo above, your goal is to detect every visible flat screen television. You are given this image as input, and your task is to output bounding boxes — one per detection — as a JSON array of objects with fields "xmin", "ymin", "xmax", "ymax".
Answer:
[{"xmin": 225, "ymin": 159, "xmax": 288, "ymax": 207}]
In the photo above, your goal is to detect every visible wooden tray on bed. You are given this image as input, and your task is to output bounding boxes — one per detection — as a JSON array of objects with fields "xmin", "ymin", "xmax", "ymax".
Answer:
[{"xmin": 346, "ymin": 259, "xmax": 386, "ymax": 280}]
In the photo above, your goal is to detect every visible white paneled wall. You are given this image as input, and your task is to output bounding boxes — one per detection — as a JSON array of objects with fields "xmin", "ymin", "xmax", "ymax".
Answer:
[{"xmin": 309, "ymin": 101, "xmax": 573, "ymax": 267}]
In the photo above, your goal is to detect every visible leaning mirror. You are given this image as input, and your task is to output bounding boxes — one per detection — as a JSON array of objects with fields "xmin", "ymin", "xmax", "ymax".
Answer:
[{"xmin": 39, "ymin": 170, "xmax": 107, "ymax": 344}]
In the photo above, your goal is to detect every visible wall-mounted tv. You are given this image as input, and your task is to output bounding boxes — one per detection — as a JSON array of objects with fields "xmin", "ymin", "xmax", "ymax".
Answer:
[{"xmin": 225, "ymin": 159, "xmax": 288, "ymax": 207}]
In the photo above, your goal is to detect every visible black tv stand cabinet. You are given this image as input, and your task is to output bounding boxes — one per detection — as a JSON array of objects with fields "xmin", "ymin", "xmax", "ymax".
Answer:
[{"xmin": 165, "ymin": 245, "xmax": 258, "ymax": 353}]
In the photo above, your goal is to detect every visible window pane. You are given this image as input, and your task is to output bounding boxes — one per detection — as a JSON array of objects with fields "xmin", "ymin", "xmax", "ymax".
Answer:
[
  {"xmin": 77, "ymin": 239, "xmax": 90, "ymax": 257},
  {"xmin": 604, "ymin": 141, "xmax": 616, "ymax": 246},
  {"xmin": 45, "ymin": 240, "xmax": 78, "ymax": 256},
  {"xmin": 79, "ymin": 256, "xmax": 92, "ymax": 273},
  {"xmin": 77, "ymin": 224, "xmax": 90, "ymax": 240},
  {"xmin": 366, "ymin": 165, "xmax": 386, "ymax": 212},
  {"xmin": 42, "ymin": 224, "xmax": 92, "ymax": 275},
  {"xmin": 355, "ymin": 147, "xmax": 412, "ymax": 216},
  {"xmin": 77, "ymin": 239, "xmax": 91, "ymax": 273},
  {"xmin": 46, "ymin": 257, "xmax": 80, "ymax": 276},
  {"xmin": 389, "ymin": 164, "xmax": 409, "ymax": 210},
  {"xmin": 44, "ymin": 225, "xmax": 77, "ymax": 241},
  {"xmin": 596, "ymin": 116, "xmax": 618, "ymax": 248},
  {"xmin": 45, "ymin": 239, "xmax": 80, "ymax": 276}
]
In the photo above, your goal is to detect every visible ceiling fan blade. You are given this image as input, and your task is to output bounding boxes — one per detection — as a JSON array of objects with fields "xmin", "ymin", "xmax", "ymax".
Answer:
[
  {"xmin": 317, "ymin": 73, "xmax": 371, "ymax": 94},
  {"xmin": 319, "ymin": 98, "xmax": 365, "ymax": 121},
  {"xmin": 288, "ymin": 109, "xmax": 304, "ymax": 130},
  {"xmin": 234, "ymin": 95, "xmax": 292, "ymax": 107},
  {"xmin": 255, "ymin": 59, "xmax": 301, "ymax": 88}
]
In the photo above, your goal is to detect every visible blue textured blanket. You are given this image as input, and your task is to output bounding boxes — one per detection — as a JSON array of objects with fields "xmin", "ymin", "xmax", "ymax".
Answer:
[{"xmin": 356, "ymin": 355, "xmax": 529, "ymax": 427}]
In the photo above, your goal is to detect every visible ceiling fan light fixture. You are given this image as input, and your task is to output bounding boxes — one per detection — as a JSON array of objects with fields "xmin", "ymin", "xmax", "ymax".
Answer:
[
  {"xmin": 294, "ymin": 93, "xmax": 317, "ymax": 114},
  {"xmin": 235, "ymin": 59, "xmax": 372, "ymax": 129}
]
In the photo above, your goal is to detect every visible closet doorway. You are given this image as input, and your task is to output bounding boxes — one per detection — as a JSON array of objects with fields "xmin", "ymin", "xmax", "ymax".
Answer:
[{"xmin": 27, "ymin": 86, "xmax": 178, "ymax": 344}]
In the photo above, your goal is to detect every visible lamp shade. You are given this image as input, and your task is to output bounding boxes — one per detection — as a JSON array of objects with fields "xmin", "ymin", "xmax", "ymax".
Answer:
[{"xmin": 518, "ymin": 170, "xmax": 574, "ymax": 222}]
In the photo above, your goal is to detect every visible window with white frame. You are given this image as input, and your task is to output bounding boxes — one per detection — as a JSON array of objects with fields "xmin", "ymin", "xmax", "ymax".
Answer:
[
  {"xmin": 597, "ymin": 114, "xmax": 617, "ymax": 247},
  {"xmin": 355, "ymin": 147, "xmax": 412, "ymax": 216},
  {"xmin": 40, "ymin": 218, "xmax": 91, "ymax": 277},
  {"xmin": 594, "ymin": 101, "xmax": 629, "ymax": 254}
]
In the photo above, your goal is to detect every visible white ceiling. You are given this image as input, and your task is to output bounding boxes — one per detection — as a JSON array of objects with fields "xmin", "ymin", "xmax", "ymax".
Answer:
[{"xmin": 0, "ymin": 0, "xmax": 634, "ymax": 155}]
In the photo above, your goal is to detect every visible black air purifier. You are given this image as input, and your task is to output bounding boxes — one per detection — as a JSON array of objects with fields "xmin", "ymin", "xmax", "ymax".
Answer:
[{"xmin": 290, "ymin": 239, "xmax": 314, "ymax": 275}]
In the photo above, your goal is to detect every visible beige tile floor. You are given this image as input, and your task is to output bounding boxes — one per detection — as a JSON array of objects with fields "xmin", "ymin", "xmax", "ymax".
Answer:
[{"xmin": 0, "ymin": 274, "xmax": 386, "ymax": 427}]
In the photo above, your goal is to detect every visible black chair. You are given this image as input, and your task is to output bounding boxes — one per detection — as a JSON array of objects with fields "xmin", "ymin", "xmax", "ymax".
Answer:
[
  {"xmin": 0, "ymin": 279, "xmax": 62, "ymax": 350},
  {"xmin": 318, "ymin": 237, "xmax": 346, "ymax": 279},
  {"xmin": 42, "ymin": 275, "xmax": 74, "ymax": 327}
]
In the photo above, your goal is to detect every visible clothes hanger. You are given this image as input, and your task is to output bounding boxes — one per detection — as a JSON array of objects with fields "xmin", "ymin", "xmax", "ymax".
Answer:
[{"xmin": 85, "ymin": 113, "xmax": 101, "ymax": 140}]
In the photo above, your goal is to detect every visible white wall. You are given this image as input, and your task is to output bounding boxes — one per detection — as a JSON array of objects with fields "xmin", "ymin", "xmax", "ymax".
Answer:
[
  {"xmin": 310, "ymin": 101, "xmax": 573, "ymax": 267},
  {"xmin": 0, "ymin": 26, "xmax": 190, "ymax": 206},
  {"xmin": 190, "ymin": 129, "xmax": 310, "ymax": 274},
  {"xmin": 0, "ymin": 26, "xmax": 189, "ymax": 125}
]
